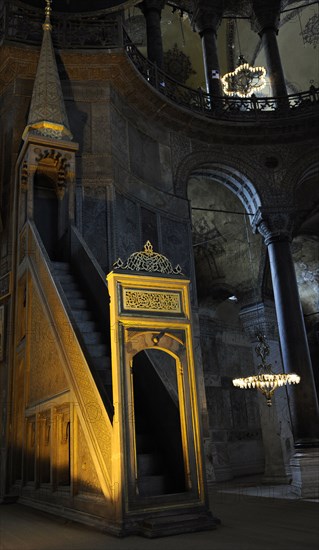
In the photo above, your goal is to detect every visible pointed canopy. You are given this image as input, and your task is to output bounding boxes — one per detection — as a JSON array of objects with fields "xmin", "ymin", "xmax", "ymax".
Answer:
[{"xmin": 23, "ymin": 1, "xmax": 73, "ymax": 141}]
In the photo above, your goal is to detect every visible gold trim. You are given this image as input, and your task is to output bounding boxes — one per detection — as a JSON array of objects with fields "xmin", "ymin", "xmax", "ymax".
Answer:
[
  {"xmin": 113, "ymin": 241, "xmax": 182, "ymax": 275},
  {"xmin": 107, "ymin": 270, "xmax": 206, "ymax": 513},
  {"xmin": 22, "ymin": 122, "xmax": 73, "ymax": 141}
]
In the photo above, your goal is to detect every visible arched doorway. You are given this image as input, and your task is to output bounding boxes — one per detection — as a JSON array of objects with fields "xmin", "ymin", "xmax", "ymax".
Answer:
[
  {"xmin": 33, "ymin": 156, "xmax": 69, "ymax": 260},
  {"xmin": 132, "ymin": 349, "xmax": 186, "ymax": 496},
  {"xmin": 34, "ymin": 171, "xmax": 59, "ymax": 259}
]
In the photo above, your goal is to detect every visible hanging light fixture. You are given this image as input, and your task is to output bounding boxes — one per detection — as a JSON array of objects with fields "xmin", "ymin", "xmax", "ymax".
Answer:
[
  {"xmin": 232, "ymin": 216, "xmax": 300, "ymax": 406},
  {"xmin": 221, "ymin": 18, "xmax": 267, "ymax": 97},
  {"xmin": 221, "ymin": 55, "xmax": 267, "ymax": 97},
  {"xmin": 232, "ymin": 332, "xmax": 300, "ymax": 407}
]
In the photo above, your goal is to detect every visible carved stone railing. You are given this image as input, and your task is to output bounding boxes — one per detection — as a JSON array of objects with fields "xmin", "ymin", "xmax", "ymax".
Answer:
[
  {"xmin": 0, "ymin": 0, "xmax": 122, "ymax": 48},
  {"xmin": 123, "ymin": 32, "xmax": 319, "ymax": 122},
  {"xmin": 1, "ymin": 1, "xmax": 318, "ymax": 122}
]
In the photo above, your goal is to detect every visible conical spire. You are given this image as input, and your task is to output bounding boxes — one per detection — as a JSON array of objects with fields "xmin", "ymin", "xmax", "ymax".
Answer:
[{"xmin": 23, "ymin": 0, "xmax": 73, "ymax": 141}]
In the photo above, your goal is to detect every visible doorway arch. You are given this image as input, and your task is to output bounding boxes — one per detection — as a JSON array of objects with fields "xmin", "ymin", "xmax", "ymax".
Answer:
[
  {"xmin": 132, "ymin": 348, "xmax": 186, "ymax": 496},
  {"xmin": 33, "ymin": 171, "xmax": 59, "ymax": 259}
]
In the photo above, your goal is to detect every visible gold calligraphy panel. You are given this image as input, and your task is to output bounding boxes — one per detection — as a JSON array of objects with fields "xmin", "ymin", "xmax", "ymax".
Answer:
[{"xmin": 122, "ymin": 288, "xmax": 182, "ymax": 314}]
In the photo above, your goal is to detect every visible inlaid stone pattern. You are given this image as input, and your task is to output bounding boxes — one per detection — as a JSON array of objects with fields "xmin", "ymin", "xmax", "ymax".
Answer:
[
  {"xmin": 28, "ymin": 280, "xmax": 68, "ymax": 405},
  {"xmin": 77, "ymin": 420, "xmax": 104, "ymax": 496}
]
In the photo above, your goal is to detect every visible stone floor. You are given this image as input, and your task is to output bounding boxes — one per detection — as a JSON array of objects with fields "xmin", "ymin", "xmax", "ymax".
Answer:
[{"xmin": 1, "ymin": 477, "xmax": 318, "ymax": 550}]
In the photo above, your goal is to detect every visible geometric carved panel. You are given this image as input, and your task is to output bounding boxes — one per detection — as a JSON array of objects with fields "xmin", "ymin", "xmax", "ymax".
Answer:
[
  {"xmin": 76, "ymin": 420, "xmax": 104, "ymax": 496},
  {"xmin": 28, "ymin": 280, "xmax": 69, "ymax": 404}
]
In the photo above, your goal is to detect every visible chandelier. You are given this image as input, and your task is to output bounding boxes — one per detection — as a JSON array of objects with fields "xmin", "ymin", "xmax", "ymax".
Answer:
[
  {"xmin": 232, "ymin": 333, "xmax": 300, "ymax": 406},
  {"xmin": 221, "ymin": 55, "xmax": 267, "ymax": 97}
]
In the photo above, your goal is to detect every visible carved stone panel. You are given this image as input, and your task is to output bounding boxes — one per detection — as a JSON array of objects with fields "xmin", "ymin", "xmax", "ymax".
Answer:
[
  {"xmin": 82, "ymin": 189, "xmax": 108, "ymax": 270},
  {"xmin": 76, "ymin": 420, "xmax": 103, "ymax": 496},
  {"xmin": 160, "ymin": 216, "xmax": 192, "ymax": 278},
  {"xmin": 28, "ymin": 280, "xmax": 68, "ymax": 405},
  {"xmin": 110, "ymin": 105, "xmax": 129, "ymax": 168},
  {"xmin": 128, "ymin": 123, "xmax": 161, "ymax": 185},
  {"xmin": 115, "ymin": 192, "xmax": 141, "ymax": 260}
]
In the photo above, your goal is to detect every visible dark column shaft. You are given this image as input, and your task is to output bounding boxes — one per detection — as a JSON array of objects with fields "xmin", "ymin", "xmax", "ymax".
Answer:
[
  {"xmin": 261, "ymin": 28, "xmax": 287, "ymax": 97},
  {"xmin": 200, "ymin": 28, "xmax": 222, "ymax": 97},
  {"xmin": 267, "ymin": 239, "xmax": 319, "ymax": 446},
  {"xmin": 144, "ymin": 8, "xmax": 163, "ymax": 69}
]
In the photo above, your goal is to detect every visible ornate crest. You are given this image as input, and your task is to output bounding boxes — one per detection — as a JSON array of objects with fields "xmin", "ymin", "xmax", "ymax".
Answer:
[{"xmin": 113, "ymin": 241, "xmax": 182, "ymax": 275}]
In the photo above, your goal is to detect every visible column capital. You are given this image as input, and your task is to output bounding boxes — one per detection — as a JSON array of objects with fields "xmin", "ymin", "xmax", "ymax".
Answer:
[
  {"xmin": 252, "ymin": 208, "xmax": 296, "ymax": 246},
  {"xmin": 138, "ymin": 0, "xmax": 165, "ymax": 15},
  {"xmin": 191, "ymin": 2, "xmax": 224, "ymax": 35},
  {"xmin": 251, "ymin": 0, "xmax": 282, "ymax": 35},
  {"xmin": 240, "ymin": 300, "xmax": 279, "ymax": 342}
]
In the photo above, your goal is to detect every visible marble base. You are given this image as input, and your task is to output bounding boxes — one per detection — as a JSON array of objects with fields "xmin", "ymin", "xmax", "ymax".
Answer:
[{"xmin": 290, "ymin": 448, "xmax": 319, "ymax": 499}]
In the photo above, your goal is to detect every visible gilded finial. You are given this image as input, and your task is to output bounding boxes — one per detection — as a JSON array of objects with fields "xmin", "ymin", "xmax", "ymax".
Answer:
[
  {"xmin": 144, "ymin": 241, "xmax": 153, "ymax": 255},
  {"xmin": 43, "ymin": 0, "xmax": 52, "ymax": 31}
]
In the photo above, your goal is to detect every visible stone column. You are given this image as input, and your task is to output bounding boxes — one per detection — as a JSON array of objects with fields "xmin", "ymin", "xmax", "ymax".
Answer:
[
  {"xmin": 254, "ymin": 211, "xmax": 319, "ymax": 498},
  {"xmin": 240, "ymin": 300, "xmax": 294, "ymax": 484},
  {"xmin": 139, "ymin": 0, "xmax": 165, "ymax": 69},
  {"xmin": 252, "ymin": 0, "xmax": 287, "ymax": 98},
  {"xmin": 192, "ymin": 3, "xmax": 223, "ymax": 98}
]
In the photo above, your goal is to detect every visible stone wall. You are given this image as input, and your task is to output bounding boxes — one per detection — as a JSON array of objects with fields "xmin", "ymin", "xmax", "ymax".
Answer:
[{"xmin": 200, "ymin": 315, "xmax": 265, "ymax": 480}]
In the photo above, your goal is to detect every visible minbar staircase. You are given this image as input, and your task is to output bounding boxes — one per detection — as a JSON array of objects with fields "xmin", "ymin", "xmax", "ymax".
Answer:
[
  {"xmin": 52, "ymin": 261, "xmax": 113, "ymax": 413},
  {"xmin": 53, "ymin": 261, "xmax": 186, "ymax": 498}
]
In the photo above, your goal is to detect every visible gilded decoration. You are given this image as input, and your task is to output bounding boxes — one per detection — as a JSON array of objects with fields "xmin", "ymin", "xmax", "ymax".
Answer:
[
  {"xmin": 28, "ymin": 223, "xmax": 113, "ymax": 488},
  {"xmin": 113, "ymin": 240, "xmax": 182, "ymax": 274},
  {"xmin": 123, "ymin": 288, "xmax": 182, "ymax": 313},
  {"xmin": 28, "ymin": 279, "xmax": 68, "ymax": 404}
]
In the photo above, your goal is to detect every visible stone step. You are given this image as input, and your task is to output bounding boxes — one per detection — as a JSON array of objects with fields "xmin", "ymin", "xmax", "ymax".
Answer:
[
  {"xmin": 52, "ymin": 262, "xmax": 71, "ymax": 272},
  {"xmin": 63, "ymin": 289, "xmax": 83, "ymax": 299},
  {"xmin": 137, "ymin": 453, "xmax": 163, "ymax": 476},
  {"xmin": 61, "ymin": 282, "xmax": 80, "ymax": 293},
  {"xmin": 92, "ymin": 356, "xmax": 111, "ymax": 371},
  {"xmin": 76, "ymin": 320, "xmax": 99, "ymax": 333},
  {"xmin": 52, "ymin": 261, "xmax": 113, "ymax": 406},
  {"xmin": 57, "ymin": 273, "xmax": 75, "ymax": 284},
  {"xmin": 68, "ymin": 298, "xmax": 89, "ymax": 310},
  {"xmin": 140, "ymin": 510, "xmax": 217, "ymax": 537},
  {"xmin": 82, "ymin": 331, "xmax": 104, "ymax": 345},
  {"xmin": 86, "ymin": 344, "xmax": 108, "ymax": 357},
  {"xmin": 138, "ymin": 475, "xmax": 166, "ymax": 497},
  {"xmin": 72, "ymin": 309, "xmax": 93, "ymax": 322}
]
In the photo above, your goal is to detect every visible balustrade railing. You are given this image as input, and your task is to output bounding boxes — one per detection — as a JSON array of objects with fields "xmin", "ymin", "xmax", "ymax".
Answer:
[
  {"xmin": 124, "ymin": 31, "xmax": 319, "ymax": 121},
  {"xmin": 1, "ymin": 1, "xmax": 318, "ymax": 122}
]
